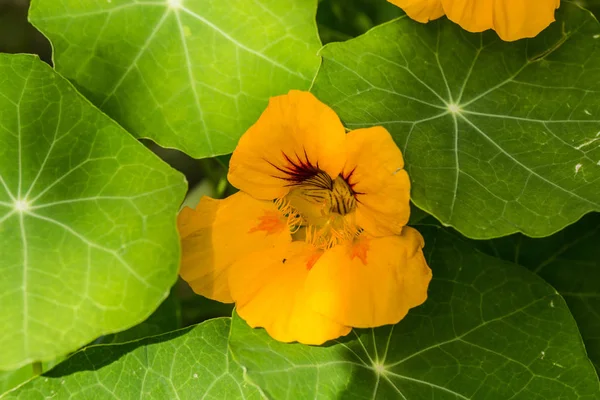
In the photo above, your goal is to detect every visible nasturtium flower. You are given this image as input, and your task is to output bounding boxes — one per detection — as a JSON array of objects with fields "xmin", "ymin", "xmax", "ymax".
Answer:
[
  {"xmin": 388, "ymin": 0, "xmax": 560, "ymax": 41},
  {"xmin": 178, "ymin": 91, "xmax": 432, "ymax": 345}
]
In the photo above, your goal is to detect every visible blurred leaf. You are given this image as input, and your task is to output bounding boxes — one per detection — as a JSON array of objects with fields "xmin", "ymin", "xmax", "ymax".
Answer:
[
  {"xmin": 4, "ymin": 319, "xmax": 263, "ymax": 399},
  {"xmin": 476, "ymin": 213, "xmax": 600, "ymax": 374},
  {"xmin": 312, "ymin": 3, "xmax": 600, "ymax": 239},
  {"xmin": 29, "ymin": 0, "xmax": 322, "ymax": 158},
  {"xmin": 317, "ymin": 0, "xmax": 403, "ymax": 43},
  {"xmin": 229, "ymin": 226, "xmax": 599, "ymax": 398},
  {"xmin": 578, "ymin": 0, "xmax": 600, "ymax": 19},
  {"xmin": 0, "ymin": 1, "xmax": 51, "ymax": 62},
  {"xmin": 177, "ymin": 279, "xmax": 235, "ymax": 326},
  {"xmin": 0, "ymin": 54, "xmax": 186, "ymax": 370}
]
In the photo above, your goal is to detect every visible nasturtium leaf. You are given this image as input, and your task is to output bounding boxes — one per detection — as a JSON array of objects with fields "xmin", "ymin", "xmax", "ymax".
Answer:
[
  {"xmin": 228, "ymin": 227, "xmax": 600, "ymax": 399},
  {"xmin": 0, "ymin": 54, "xmax": 186, "ymax": 370},
  {"xmin": 3, "ymin": 319, "xmax": 263, "ymax": 400},
  {"xmin": 476, "ymin": 212, "xmax": 600, "ymax": 374},
  {"xmin": 0, "ymin": 359, "xmax": 62, "ymax": 396},
  {"xmin": 29, "ymin": 0, "xmax": 322, "ymax": 158},
  {"xmin": 311, "ymin": 3, "xmax": 600, "ymax": 239},
  {"xmin": 99, "ymin": 288, "xmax": 182, "ymax": 345}
]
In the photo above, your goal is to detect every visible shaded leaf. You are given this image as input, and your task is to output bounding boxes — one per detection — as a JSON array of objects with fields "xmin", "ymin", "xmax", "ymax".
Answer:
[
  {"xmin": 476, "ymin": 212, "xmax": 600, "ymax": 374},
  {"xmin": 29, "ymin": 0, "xmax": 322, "ymax": 158},
  {"xmin": 0, "ymin": 54, "xmax": 186, "ymax": 370},
  {"xmin": 311, "ymin": 3, "xmax": 600, "ymax": 239},
  {"xmin": 316, "ymin": 0, "xmax": 403, "ymax": 44}
]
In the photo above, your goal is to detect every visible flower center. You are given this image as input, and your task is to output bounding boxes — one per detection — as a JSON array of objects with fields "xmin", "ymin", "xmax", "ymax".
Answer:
[{"xmin": 277, "ymin": 171, "xmax": 360, "ymax": 250}]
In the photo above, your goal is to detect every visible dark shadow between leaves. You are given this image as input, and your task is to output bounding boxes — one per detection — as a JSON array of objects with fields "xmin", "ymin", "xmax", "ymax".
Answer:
[{"xmin": 42, "ymin": 326, "xmax": 192, "ymax": 378}]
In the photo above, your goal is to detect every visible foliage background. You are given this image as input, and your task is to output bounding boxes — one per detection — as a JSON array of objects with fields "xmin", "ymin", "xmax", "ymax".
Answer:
[{"xmin": 0, "ymin": 0, "xmax": 599, "ymax": 398}]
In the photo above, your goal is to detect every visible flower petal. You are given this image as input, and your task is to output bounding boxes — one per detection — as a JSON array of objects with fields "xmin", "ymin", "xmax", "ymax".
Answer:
[
  {"xmin": 228, "ymin": 90, "xmax": 347, "ymax": 200},
  {"xmin": 178, "ymin": 192, "xmax": 291, "ymax": 303},
  {"xmin": 388, "ymin": 0, "xmax": 445, "ymax": 23},
  {"xmin": 229, "ymin": 242, "xmax": 351, "ymax": 344},
  {"xmin": 442, "ymin": 0, "xmax": 560, "ymax": 41},
  {"xmin": 342, "ymin": 127, "xmax": 411, "ymax": 237},
  {"xmin": 305, "ymin": 227, "xmax": 432, "ymax": 328}
]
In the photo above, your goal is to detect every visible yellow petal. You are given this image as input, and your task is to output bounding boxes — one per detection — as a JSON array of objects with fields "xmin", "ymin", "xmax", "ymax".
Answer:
[
  {"xmin": 343, "ymin": 127, "xmax": 411, "ymax": 237},
  {"xmin": 228, "ymin": 90, "xmax": 347, "ymax": 200},
  {"xmin": 305, "ymin": 227, "xmax": 432, "ymax": 328},
  {"xmin": 442, "ymin": 0, "xmax": 560, "ymax": 41},
  {"xmin": 387, "ymin": 0, "xmax": 445, "ymax": 23},
  {"xmin": 229, "ymin": 242, "xmax": 351, "ymax": 345},
  {"xmin": 178, "ymin": 192, "xmax": 291, "ymax": 303}
]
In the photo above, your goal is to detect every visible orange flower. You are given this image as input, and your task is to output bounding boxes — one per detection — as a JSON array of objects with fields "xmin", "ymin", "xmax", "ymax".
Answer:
[
  {"xmin": 388, "ymin": 0, "xmax": 560, "ymax": 41},
  {"xmin": 178, "ymin": 91, "xmax": 432, "ymax": 345}
]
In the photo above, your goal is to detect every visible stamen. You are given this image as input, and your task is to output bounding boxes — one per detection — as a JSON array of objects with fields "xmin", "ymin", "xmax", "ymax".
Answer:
[
  {"xmin": 274, "ymin": 196, "xmax": 303, "ymax": 233},
  {"xmin": 305, "ymin": 214, "xmax": 359, "ymax": 250},
  {"xmin": 269, "ymin": 156, "xmax": 363, "ymax": 251}
]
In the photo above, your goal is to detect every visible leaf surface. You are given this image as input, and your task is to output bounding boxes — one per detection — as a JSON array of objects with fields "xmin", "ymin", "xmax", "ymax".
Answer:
[
  {"xmin": 477, "ymin": 213, "xmax": 600, "ymax": 374},
  {"xmin": 311, "ymin": 3, "xmax": 600, "ymax": 238},
  {"xmin": 229, "ymin": 227, "xmax": 600, "ymax": 399},
  {"xmin": 29, "ymin": 0, "xmax": 322, "ymax": 158},
  {"xmin": 0, "ymin": 54, "xmax": 186, "ymax": 370},
  {"xmin": 12, "ymin": 226, "xmax": 597, "ymax": 399},
  {"xmin": 3, "ymin": 319, "xmax": 263, "ymax": 400}
]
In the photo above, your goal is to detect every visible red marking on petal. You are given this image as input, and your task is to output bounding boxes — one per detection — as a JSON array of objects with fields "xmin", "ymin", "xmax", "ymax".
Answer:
[
  {"xmin": 248, "ymin": 211, "xmax": 286, "ymax": 235},
  {"xmin": 350, "ymin": 236, "xmax": 370, "ymax": 265},
  {"xmin": 306, "ymin": 250, "xmax": 323, "ymax": 270}
]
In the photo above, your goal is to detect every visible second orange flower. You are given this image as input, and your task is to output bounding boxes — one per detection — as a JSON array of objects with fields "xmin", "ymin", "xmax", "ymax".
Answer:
[{"xmin": 388, "ymin": 0, "xmax": 560, "ymax": 41}]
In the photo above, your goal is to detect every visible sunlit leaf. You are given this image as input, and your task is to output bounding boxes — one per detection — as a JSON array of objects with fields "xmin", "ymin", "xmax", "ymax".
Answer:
[
  {"xmin": 3, "ymin": 319, "xmax": 263, "ymax": 399},
  {"xmin": 311, "ymin": 3, "xmax": 600, "ymax": 239},
  {"xmin": 0, "ymin": 54, "xmax": 186, "ymax": 370},
  {"xmin": 99, "ymin": 289, "xmax": 182, "ymax": 345},
  {"xmin": 29, "ymin": 0, "xmax": 322, "ymax": 158}
]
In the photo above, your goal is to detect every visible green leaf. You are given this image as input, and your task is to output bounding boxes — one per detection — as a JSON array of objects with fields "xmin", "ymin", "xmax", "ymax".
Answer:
[
  {"xmin": 5, "ymin": 226, "xmax": 598, "ymax": 398},
  {"xmin": 229, "ymin": 227, "xmax": 600, "ymax": 399},
  {"xmin": 311, "ymin": 3, "xmax": 600, "ymax": 239},
  {"xmin": 476, "ymin": 212, "xmax": 600, "ymax": 374},
  {"xmin": 4, "ymin": 319, "xmax": 263, "ymax": 400},
  {"xmin": 0, "ymin": 54, "xmax": 186, "ymax": 370},
  {"xmin": 29, "ymin": 0, "xmax": 322, "ymax": 158},
  {"xmin": 0, "ymin": 359, "xmax": 61, "ymax": 396},
  {"xmin": 99, "ymin": 288, "xmax": 182, "ymax": 345}
]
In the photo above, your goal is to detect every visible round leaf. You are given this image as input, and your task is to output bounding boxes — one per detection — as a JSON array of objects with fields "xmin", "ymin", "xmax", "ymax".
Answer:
[
  {"xmin": 0, "ymin": 54, "xmax": 186, "ymax": 370},
  {"xmin": 311, "ymin": 3, "xmax": 600, "ymax": 238},
  {"xmin": 29, "ymin": 0, "xmax": 322, "ymax": 158},
  {"xmin": 476, "ymin": 213, "xmax": 600, "ymax": 374}
]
